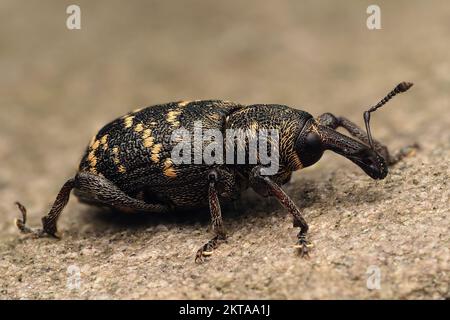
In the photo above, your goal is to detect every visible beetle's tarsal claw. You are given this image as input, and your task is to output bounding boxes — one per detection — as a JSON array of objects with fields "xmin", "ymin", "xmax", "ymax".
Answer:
[
  {"xmin": 404, "ymin": 147, "xmax": 417, "ymax": 157},
  {"xmin": 14, "ymin": 218, "xmax": 25, "ymax": 233},
  {"xmin": 194, "ymin": 234, "xmax": 226, "ymax": 263},
  {"xmin": 403, "ymin": 142, "xmax": 420, "ymax": 155},
  {"xmin": 295, "ymin": 238, "xmax": 313, "ymax": 258},
  {"xmin": 15, "ymin": 201, "xmax": 27, "ymax": 223},
  {"xmin": 195, "ymin": 250, "xmax": 208, "ymax": 264},
  {"xmin": 294, "ymin": 242, "xmax": 314, "ymax": 249},
  {"xmin": 15, "ymin": 201, "xmax": 31, "ymax": 234},
  {"xmin": 14, "ymin": 201, "xmax": 47, "ymax": 237},
  {"xmin": 388, "ymin": 142, "xmax": 420, "ymax": 166},
  {"xmin": 194, "ymin": 257, "xmax": 203, "ymax": 264}
]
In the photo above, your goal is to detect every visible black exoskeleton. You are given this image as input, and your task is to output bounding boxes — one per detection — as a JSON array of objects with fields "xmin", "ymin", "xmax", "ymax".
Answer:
[{"xmin": 15, "ymin": 82, "xmax": 416, "ymax": 262}]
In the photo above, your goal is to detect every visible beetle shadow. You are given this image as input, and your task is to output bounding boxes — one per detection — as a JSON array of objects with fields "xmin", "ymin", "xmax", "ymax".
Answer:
[
  {"xmin": 78, "ymin": 190, "xmax": 284, "ymax": 236},
  {"xmin": 79, "ymin": 204, "xmax": 212, "ymax": 233},
  {"xmin": 78, "ymin": 175, "xmax": 385, "ymax": 235}
]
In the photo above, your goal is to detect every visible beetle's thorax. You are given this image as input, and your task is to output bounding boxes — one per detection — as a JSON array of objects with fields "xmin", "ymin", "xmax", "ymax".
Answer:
[{"xmin": 224, "ymin": 104, "xmax": 312, "ymax": 172}]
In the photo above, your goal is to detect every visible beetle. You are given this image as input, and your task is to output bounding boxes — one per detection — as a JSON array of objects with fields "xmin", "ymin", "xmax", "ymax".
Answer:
[{"xmin": 15, "ymin": 82, "xmax": 416, "ymax": 262}]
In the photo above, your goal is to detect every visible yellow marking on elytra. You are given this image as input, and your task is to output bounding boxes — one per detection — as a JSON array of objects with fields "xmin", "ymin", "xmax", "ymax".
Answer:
[
  {"xmin": 151, "ymin": 153, "xmax": 160, "ymax": 163},
  {"xmin": 124, "ymin": 116, "xmax": 135, "ymax": 128},
  {"xmin": 144, "ymin": 136, "xmax": 154, "ymax": 148},
  {"xmin": 112, "ymin": 147, "xmax": 120, "ymax": 164},
  {"xmin": 142, "ymin": 129, "xmax": 151, "ymax": 139},
  {"xmin": 87, "ymin": 146, "xmax": 98, "ymax": 171},
  {"xmin": 149, "ymin": 121, "xmax": 157, "ymax": 126},
  {"xmin": 164, "ymin": 167, "xmax": 177, "ymax": 177},
  {"xmin": 100, "ymin": 134, "xmax": 109, "ymax": 150},
  {"xmin": 111, "ymin": 146, "xmax": 126, "ymax": 173},
  {"xmin": 89, "ymin": 136, "xmax": 96, "ymax": 148},
  {"xmin": 90, "ymin": 157, "xmax": 97, "ymax": 167},
  {"xmin": 166, "ymin": 110, "xmax": 182, "ymax": 127},
  {"xmin": 163, "ymin": 158, "xmax": 173, "ymax": 168},
  {"xmin": 134, "ymin": 123, "xmax": 144, "ymax": 132},
  {"xmin": 132, "ymin": 122, "xmax": 154, "ymax": 148},
  {"xmin": 91, "ymin": 140, "xmax": 100, "ymax": 150},
  {"xmin": 151, "ymin": 143, "xmax": 162, "ymax": 163},
  {"xmin": 163, "ymin": 158, "xmax": 177, "ymax": 178},
  {"xmin": 152, "ymin": 143, "xmax": 162, "ymax": 154},
  {"xmin": 100, "ymin": 134, "xmax": 108, "ymax": 145},
  {"xmin": 87, "ymin": 151, "xmax": 95, "ymax": 161},
  {"xmin": 178, "ymin": 101, "xmax": 190, "ymax": 107},
  {"xmin": 142, "ymin": 128, "xmax": 154, "ymax": 147},
  {"xmin": 87, "ymin": 135, "xmax": 100, "ymax": 172},
  {"xmin": 112, "ymin": 147, "xmax": 127, "ymax": 173},
  {"xmin": 87, "ymin": 150, "xmax": 98, "ymax": 167},
  {"xmin": 209, "ymin": 113, "xmax": 221, "ymax": 121}
]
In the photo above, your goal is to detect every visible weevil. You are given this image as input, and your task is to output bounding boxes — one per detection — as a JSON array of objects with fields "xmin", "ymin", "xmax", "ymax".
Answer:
[{"xmin": 15, "ymin": 82, "xmax": 416, "ymax": 262}]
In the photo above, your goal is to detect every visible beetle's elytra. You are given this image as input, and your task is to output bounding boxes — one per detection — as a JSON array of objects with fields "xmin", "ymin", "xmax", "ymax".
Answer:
[{"xmin": 15, "ymin": 82, "xmax": 416, "ymax": 262}]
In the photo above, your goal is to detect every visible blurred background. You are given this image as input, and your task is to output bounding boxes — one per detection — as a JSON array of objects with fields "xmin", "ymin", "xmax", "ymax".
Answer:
[{"xmin": 0, "ymin": 1, "xmax": 448, "ymax": 299}]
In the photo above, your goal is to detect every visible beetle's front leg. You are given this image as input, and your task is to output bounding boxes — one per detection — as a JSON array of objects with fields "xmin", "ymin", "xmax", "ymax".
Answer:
[
  {"xmin": 195, "ymin": 170, "xmax": 227, "ymax": 263},
  {"xmin": 250, "ymin": 167, "xmax": 312, "ymax": 257},
  {"xmin": 318, "ymin": 113, "xmax": 418, "ymax": 165}
]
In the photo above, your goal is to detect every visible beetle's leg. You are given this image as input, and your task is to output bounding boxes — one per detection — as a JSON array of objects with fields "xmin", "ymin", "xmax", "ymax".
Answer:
[
  {"xmin": 15, "ymin": 172, "xmax": 170, "ymax": 238},
  {"xmin": 250, "ymin": 166, "xmax": 312, "ymax": 257},
  {"xmin": 15, "ymin": 178, "xmax": 75, "ymax": 238},
  {"xmin": 317, "ymin": 113, "xmax": 418, "ymax": 165},
  {"xmin": 195, "ymin": 170, "xmax": 227, "ymax": 263},
  {"xmin": 74, "ymin": 172, "xmax": 170, "ymax": 214}
]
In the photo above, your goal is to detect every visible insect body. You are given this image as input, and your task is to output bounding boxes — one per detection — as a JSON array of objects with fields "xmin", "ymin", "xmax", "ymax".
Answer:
[{"xmin": 15, "ymin": 82, "xmax": 416, "ymax": 262}]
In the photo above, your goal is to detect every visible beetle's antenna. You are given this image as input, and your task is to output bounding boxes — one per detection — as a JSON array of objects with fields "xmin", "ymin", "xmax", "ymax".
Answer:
[{"xmin": 364, "ymin": 82, "xmax": 413, "ymax": 150}]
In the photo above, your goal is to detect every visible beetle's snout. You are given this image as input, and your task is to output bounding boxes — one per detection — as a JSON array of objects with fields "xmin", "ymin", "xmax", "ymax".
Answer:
[
  {"xmin": 348, "ymin": 148, "xmax": 388, "ymax": 180},
  {"xmin": 319, "ymin": 124, "xmax": 388, "ymax": 180}
]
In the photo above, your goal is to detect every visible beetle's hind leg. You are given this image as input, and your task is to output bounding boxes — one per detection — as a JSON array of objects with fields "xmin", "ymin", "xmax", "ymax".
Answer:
[
  {"xmin": 74, "ymin": 172, "xmax": 170, "ymax": 214},
  {"xmin": 195, "ymin": 170, "xmax": 227, "ymax": 263},
  {"xmin": 317, "ymin": 113, "xmax": 419, "ymax": 165},
  {"xmin": 15, "ymin": 178, "xmax": 75, "ymax": 238},
  {"xmin": 15, "ymin": 172, "xmax": 170, "ymax": 238}
]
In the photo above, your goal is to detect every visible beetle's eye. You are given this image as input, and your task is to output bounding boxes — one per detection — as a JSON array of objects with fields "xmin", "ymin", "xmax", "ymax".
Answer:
[
  {"xmin": 305, "ymin": 132, "xmax": 322, "ymax": 150},
  {"xmin": 295, "ymin": 130, "xmax": 324, "ymax": 168}
]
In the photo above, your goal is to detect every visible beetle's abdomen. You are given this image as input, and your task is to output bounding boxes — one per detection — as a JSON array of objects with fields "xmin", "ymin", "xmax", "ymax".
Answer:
[{"xmin": 79, "ymin": 100, "xmax": 243, "ymax": 193}]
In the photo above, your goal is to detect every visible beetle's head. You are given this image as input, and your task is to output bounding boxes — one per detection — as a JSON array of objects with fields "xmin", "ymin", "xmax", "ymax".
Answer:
[
  {"xmin": 295, "ymin": 82, "xmax": 413, "ymax": 180},
  {"xmin": 295, "ymin": 121, "xmax": 387, "ymax": 179}
]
